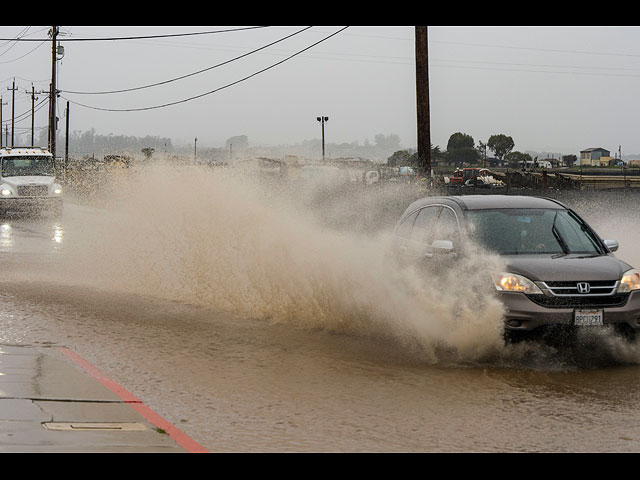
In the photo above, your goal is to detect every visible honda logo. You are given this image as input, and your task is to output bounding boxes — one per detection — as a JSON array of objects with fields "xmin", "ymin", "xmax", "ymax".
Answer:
[{"xmin": 577, "ymin": 282, "xmax": 591, "ymax": 294}]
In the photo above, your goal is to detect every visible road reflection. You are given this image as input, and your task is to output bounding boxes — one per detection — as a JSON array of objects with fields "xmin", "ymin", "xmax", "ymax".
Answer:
[{"xmin": 0, "ymin": 215, "xmax": 65, "ymax": 254}]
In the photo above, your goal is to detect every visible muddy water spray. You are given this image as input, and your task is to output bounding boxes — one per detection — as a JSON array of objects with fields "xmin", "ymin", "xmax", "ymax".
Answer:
[{"xmin": 51, "ymin": 164, "xmax": 508, "ymax": 363}]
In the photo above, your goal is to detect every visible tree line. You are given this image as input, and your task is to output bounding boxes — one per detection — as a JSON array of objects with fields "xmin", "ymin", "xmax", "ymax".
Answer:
[{"xmin": 387, "ymin": 132, "xmax": 577, "ymax": 169}]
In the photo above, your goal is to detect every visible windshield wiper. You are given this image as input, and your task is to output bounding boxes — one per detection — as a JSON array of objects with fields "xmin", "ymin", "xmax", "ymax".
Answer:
[{"xmin": 551, "ymin": 212, "xmax": 570, "ymax": 255}]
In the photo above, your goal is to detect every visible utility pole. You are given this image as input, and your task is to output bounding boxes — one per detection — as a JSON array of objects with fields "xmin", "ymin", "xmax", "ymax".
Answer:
[
  {"xmin": 316, "ymin": 116, "xmax": 328, "ymax": 161},
  {"xmin": 415, "ymin": 26, "xmax": 431, "ymax": 177},
  {"xmin": 0, "ymin": 96, "xmax": 7, "ymax": 148},
  {"xmin": 7, "ymin": 78, "xmax": 18, "ymax": 147},
  {"xmin": 49, "ymin": 26, "xmax": 59, "ymax": 158},
  {"xmin": 26, "ymin": 84, "xmax": 38, "ymax": 146}
]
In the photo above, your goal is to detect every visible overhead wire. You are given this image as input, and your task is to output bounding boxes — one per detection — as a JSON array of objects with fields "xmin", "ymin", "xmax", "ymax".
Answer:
[
  {"xmin": 0, "ymin": 26, "xmax": 30, "ymax": 54},
  {"xmin": 0, "ymin": 26, "xmax": 270, "ymax": 42},
  {"xmin": 61, "ymin": 26, "xmax": 313, "ymax": 95},
  {"xmin": 61, "ymin": 26, "xmax": 349, "ymax": 113}
]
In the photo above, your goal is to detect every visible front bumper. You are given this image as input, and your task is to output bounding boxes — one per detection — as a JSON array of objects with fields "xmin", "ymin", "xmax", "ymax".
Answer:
[
  {"xmin": 500, "ymin": 290, "xmax": 640, "ymax": 332},
  {"xmin": 0, "ymin": 196, "xmax": 62, "ymax": 212}
]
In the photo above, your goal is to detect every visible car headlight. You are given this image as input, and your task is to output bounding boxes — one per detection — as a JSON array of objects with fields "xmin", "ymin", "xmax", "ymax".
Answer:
[
  {"xmin": 0, "ymin": 188, "xmax": 11, "ymax": 196},
  {"xmin": 491, "ymin": 272, "xmax": 543, "ymax": 294},
  {"xmin": 619, "ymin": 269, "xmax": 640, "ymax": 292}
]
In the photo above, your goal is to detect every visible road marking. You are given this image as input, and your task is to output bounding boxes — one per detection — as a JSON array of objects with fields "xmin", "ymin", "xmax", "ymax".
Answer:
[{"xmin": 59, "ymin": 346, "xmax": 209, "ymax": 453}]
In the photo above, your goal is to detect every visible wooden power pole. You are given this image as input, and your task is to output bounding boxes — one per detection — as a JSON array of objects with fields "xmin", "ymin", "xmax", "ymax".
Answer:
[
  {"xmin": 415, "ymin": 26, "xmax": 431, "ymax": 177},
  {"xmin": 49, "ymin": 26, "xmax": 58, "ymax": 158}
]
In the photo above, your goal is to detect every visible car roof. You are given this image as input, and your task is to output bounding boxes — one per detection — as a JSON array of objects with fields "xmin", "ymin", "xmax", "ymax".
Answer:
[{"xmin": 406, "ymin": 195, "xmax": 568, "ymax": 212}]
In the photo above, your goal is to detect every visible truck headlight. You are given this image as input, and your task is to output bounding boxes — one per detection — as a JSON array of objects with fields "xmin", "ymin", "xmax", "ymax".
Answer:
[
  {"xmin": 619, "ymin": 269, "xmax": 640, "ymax": 292},
  {"xmin": 491, "ymin": 272, "xmax": 543, "ymax": 294},
  {"xmin": 0, "ymin": 188, "xmax": 11, "ymax": 196}
]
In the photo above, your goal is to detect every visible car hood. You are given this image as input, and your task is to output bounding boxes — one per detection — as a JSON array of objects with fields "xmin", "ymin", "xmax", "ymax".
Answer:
[
  {"xmin": 1, "ymin": 176, "xmax": 55, "ymax": 187},
  {"xmin": 503, "ymin": 254, "xmax": 632, "ymax": 282}
]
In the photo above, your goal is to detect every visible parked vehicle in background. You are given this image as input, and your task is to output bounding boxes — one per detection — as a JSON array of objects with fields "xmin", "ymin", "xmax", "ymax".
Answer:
[
  {"xmin": 364, "ymin": 170, "xmax": 380, "ymax": 186},
  {"xmin": 462, "ymin": 178, "xmax": 495, "ymax": 189},
  {"xmin": 0, "ymin": 147, "xmax": 63, "ymax": 217},
  {"xmin": 392, "ymin": 195, "xmax": 640, "ymax": 344}
]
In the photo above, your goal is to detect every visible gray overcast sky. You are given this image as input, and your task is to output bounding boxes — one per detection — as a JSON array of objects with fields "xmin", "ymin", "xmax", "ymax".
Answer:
[{"xmin": 2, "ymin": 25, "xmax": 640, "ymax": 156}]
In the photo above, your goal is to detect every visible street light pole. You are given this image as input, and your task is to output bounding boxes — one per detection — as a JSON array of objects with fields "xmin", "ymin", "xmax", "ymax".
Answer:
[{"xmin": 316, "ymin": 116, "xmax": 328, "ymax": 161}]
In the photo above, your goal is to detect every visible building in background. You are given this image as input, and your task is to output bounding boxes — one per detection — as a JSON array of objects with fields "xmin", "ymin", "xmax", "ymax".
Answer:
[{"xmin": 580, "ymin": 147, "xmax": 612, "ymax": 166}]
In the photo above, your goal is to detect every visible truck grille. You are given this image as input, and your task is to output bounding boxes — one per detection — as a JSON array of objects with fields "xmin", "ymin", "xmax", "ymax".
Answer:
[{"xmin": 17, "ymin": 185, "xmax": 48, "ymax": 197}]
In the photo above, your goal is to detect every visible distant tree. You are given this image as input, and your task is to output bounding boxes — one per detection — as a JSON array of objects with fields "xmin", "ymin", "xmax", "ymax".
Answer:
[
  {"xmin": 402, "ymin": 144, "xmax": 444, "ymax": 169},
  {"xmin": 447, "ymin": 132, "xmax": 475, "ymax": 151},
  {"xmin": 225, "ymin": 135, "xmax": 248, "ymax": 150},
  {"xmin": 487, "ymin": 134, "xmax": 515, "ymax": 161},
  {"xmin": 476, "ymin": 141, "xmax": 488, "ymax": 163},
  {"xmin": 430, "ymin": 144, "xmax": 445, "ymax": 165},
  {"xmin": 562, "ymin": 154, "xmax": 577, "ymax": 167},
  {"xmin": 446, "ymin": 132, "xmax": 478, "ymax": 166},
  {"xmin": 505, "ymin": 151, "xmax": 532, "ymax": 169},
  {"xmin": 141, "ymin": 147, "xmax": 155, "ymax": 159},
  {"xmin": 375, "ymin": 133, "xmax": 401, "ymax": 150},
  {"xmin": 387, "ymin": 150, "xmax": 412, "ymax": 167}
]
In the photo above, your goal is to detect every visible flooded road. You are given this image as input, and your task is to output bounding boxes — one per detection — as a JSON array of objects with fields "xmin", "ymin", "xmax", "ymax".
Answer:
[{"xmin": 1, "ymin": 166, "xmax": 640, "ymax": 452}]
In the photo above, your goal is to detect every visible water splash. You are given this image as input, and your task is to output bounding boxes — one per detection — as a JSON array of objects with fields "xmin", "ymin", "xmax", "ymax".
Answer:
[{"xmin": 55, "ymin": 163, "xmax": 508, "ymax": 364}]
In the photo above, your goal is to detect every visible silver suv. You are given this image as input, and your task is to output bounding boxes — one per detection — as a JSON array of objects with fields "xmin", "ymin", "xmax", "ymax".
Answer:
[{"xmin": 392, "ymin": 195, "xmax": 640, "ymax": 343}]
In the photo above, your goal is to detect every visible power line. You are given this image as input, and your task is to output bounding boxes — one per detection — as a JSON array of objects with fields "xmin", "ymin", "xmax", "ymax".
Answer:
[
  {"xmin": 61, "ymin": 26, "xmax": 313, "ymax": 95},
  {"xmin": 0, "ymin": 40, "xmax": 48, "ymax": 65},
  {"xmin": 432, "ymin": 39, "xmax": 640, "ymax": 59},
  {"xmin": 61, "ymin": 26, "xmax": 349, "ymax": 113},
  {"xmin": 1, "ymin": 95, "xmax": 48, "ymax": 126},
  {"xmin": 0, "ymin": 26, "xmax": 30, "ymax": 53},
  {"xmin": 0, "ymin": 26, "xmax": 270, "ymax": 42},
  {"xmin": 429, "ymin": 60, "xmax": 640, "ymax": 79}
]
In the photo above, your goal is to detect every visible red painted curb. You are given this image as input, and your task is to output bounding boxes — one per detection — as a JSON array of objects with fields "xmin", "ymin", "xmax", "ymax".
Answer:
[{"xmin": 59, "ymin": 347, "xmax": 209, "ymax": 453}]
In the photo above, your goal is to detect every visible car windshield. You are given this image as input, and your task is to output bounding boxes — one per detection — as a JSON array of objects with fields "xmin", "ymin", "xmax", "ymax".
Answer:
[
  {"xmin": 1, "ymin": 156, "xmax": 54, "ymax": 177},
  {"xmin": 465, "ymin": 208, "xmax": 604, "ymax": 256}
]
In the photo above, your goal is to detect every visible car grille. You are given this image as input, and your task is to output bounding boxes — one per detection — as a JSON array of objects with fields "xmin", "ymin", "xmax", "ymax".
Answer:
[
  {"xmin": 17, "ymin": 185, "xmax": 48, "ymax": 197},
  {"xmin": 528, "ymin": 280, "xmax": 628, "ymax": 308},
  {"xmin": 526, "ymin": 293, "xmax": 629, "ymax": 308},
  {"xmin": 542, "ymin": 280, "xmax": 618, "ymax": 296}
]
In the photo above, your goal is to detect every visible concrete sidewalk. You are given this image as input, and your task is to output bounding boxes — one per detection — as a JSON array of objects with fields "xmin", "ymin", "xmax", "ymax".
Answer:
[{"xmin": 0, "ymin": 343, "xmax": 206, "ymax": 453}]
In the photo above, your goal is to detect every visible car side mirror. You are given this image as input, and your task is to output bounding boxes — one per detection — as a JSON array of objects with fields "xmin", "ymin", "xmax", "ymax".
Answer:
[
  {"xmin": 603, "ymin": 239, "xmax": 619, "ymax": 252},
  {"xmin": 431, "ymin": 239, "xmax": 454, "ymax": 253},
  {"xmin": 424, "ymin": 239, "xmax": 455, "ymax": 259}
]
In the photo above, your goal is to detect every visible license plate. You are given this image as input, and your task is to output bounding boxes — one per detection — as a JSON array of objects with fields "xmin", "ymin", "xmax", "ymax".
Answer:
[{"xmin": 574, "ymin": 309, "xmax": 603, "ymax": 326}]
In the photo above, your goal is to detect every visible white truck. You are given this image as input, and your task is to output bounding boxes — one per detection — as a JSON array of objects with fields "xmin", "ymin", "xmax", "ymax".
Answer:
[{"xmin": 0, "ymin": 147, "xmax": 63, "ymax": 216}]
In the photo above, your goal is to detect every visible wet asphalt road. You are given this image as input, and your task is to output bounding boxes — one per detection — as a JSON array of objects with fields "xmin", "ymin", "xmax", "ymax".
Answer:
[{"xmin": 2, "ymin": 179, "xmax": 640, "ymax": 452}]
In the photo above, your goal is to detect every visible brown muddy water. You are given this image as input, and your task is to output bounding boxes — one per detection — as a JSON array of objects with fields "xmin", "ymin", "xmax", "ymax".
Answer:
[{"xmin": 1, "ymin": 164, "xmax": 640, "ymax": 452}]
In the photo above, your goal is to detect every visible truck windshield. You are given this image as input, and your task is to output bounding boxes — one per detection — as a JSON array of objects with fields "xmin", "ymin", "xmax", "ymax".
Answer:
[
  {"xmin": 1, "ymin": 156, "xmax": 54, "ymax": 177},
  {"xmin": 465, "ymin": 208, "xmax": 604, "ymax": 256}
]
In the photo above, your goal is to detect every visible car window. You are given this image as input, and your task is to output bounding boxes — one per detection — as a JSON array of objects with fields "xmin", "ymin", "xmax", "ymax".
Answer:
[
  {"xmin": 433, "ymin": 207, "xmax": 461, "ymax": 244},
  {"xmin": 554, "ymin": 211, "xmax": 602, "ymax": 253},
  {"xmin": 465, "ymin": 208, "xmax": 603, "ymax": 255},
  {"xmin": 411, "ymin": 206, "xmax": 441, "ymax": 244},
  {"xmin": 395, "ymin": 210, "xmax": 419, "ymax": 239}
]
